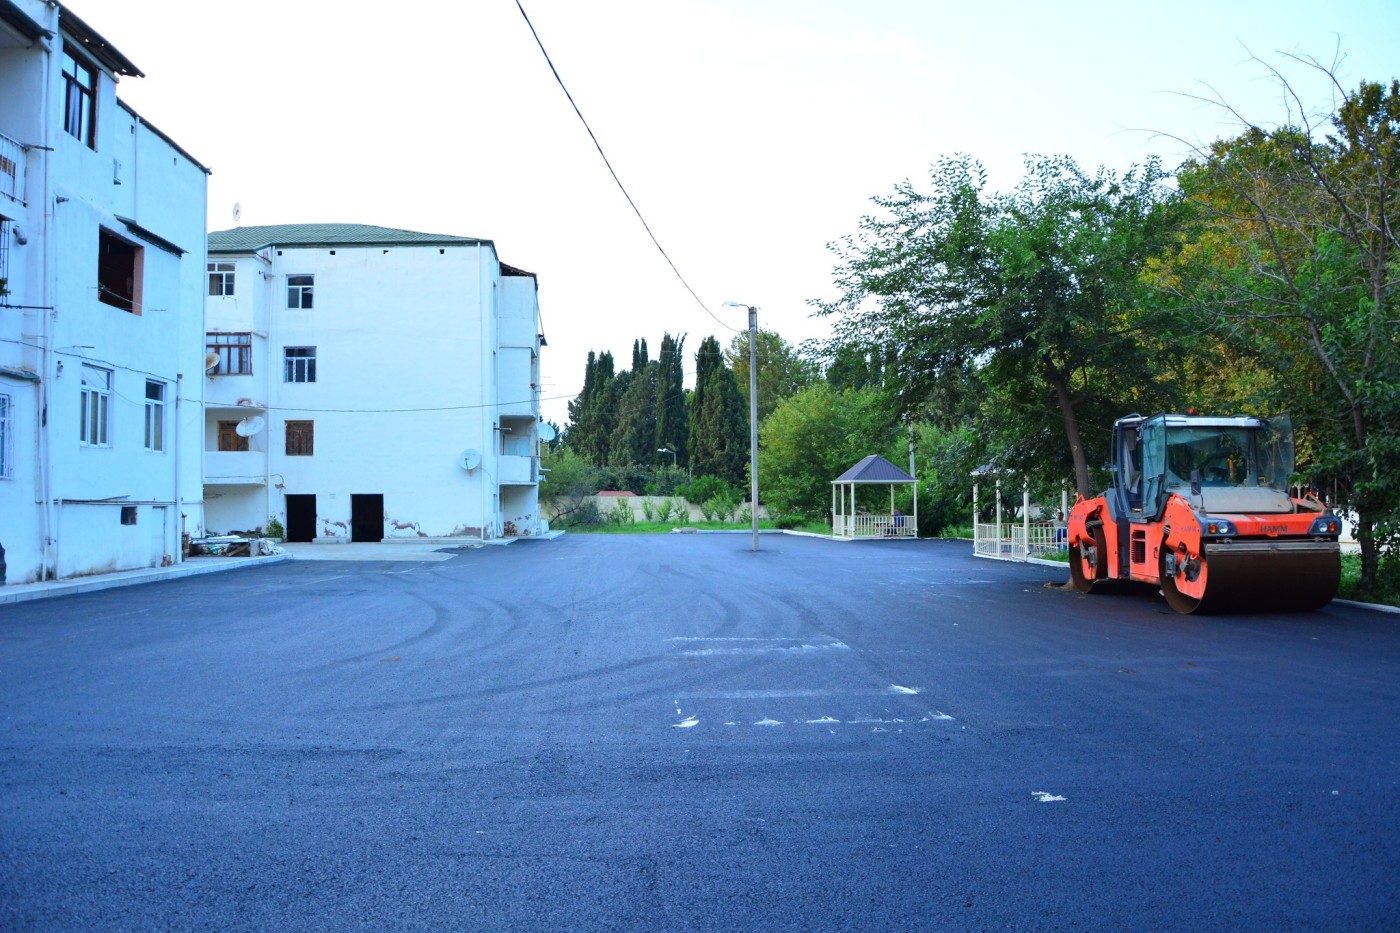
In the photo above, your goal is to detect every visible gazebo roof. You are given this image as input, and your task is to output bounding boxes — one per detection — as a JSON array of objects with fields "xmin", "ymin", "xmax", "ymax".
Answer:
[{"xmin": 833, "ymin": 455, "xmax": 915, "ymax": 485}]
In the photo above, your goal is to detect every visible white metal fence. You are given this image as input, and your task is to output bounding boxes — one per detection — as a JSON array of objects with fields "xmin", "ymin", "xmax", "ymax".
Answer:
[
  {"xmin": 832, "ymin": 513, "xmax": 916, "ymax": 539},
  {"xmin": 974, "ymin": 521, "xmax": 1064, "ymax": 559}
]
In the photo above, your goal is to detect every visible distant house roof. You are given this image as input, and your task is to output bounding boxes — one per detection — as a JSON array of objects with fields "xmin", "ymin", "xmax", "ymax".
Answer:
[
  {"xmin": 833, "ymin": 454, "xmax": 915, "ymax": 485},
  {"xmin": 207, "ymin": 223, "xmax": 489, "ymax": 253}
]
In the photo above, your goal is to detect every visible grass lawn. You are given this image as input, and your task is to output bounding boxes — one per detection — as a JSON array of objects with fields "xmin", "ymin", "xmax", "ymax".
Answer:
[{"xmin": 565, "ymin": 520, "xmax": 832, "ymax": 535}]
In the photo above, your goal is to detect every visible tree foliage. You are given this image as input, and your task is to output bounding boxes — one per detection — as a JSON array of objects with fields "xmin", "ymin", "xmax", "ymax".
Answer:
[
  {"xmin": 757, "ymin": 384, "xmax": 899, "ymax": 517},
  {"xmin": 726, "ymin": 329, "xmax": 821, "ymax": 424},
  {"xmin": 1162, "ymin": 71, "xmax": 1400, "ymax": 594},
  {"xmin": 816, "ymin": 153, "xmax": 1184, "ymax": 495}
]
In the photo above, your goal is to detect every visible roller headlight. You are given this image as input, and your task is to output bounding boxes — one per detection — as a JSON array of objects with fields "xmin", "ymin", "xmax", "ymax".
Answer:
[
  {"xmin": 1204, "ymin": 518, "xmax": 1236, "ymax": 536},
  {"xmin": 1309, "ymin": 515, "xmax": 1341, "ymax": 536}
]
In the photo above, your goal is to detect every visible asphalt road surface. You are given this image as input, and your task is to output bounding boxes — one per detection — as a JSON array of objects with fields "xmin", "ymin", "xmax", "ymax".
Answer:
[{"xmin": 2, "ymin": 535, "xmax": 1397, "ymax": 931}]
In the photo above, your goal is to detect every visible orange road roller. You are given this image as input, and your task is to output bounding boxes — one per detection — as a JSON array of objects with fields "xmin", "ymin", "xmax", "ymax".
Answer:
[{"xmin": 1067, "ymin": 413, "xmax": 1341, "ymax": 613}]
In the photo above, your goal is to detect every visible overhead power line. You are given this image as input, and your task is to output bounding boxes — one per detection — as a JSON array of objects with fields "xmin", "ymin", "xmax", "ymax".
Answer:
[{"xmin": 512, "ymin": 0, "xmax": 740, "ymax": 333}]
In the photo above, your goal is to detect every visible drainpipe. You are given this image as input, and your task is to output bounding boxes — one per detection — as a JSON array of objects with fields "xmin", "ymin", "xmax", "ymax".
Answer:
[
  {"xmin": 173, "ymin": 372, "xmax": 181, "ymax": 563},
  {"xmin": 37, "ymin": 25, "xmax": 56, "ymax": 580}
]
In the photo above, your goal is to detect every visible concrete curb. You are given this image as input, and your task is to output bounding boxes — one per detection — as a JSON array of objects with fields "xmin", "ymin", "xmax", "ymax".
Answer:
[{"xmin": 0, "ymin": 554, "xmax": 290, "ymax": 606}]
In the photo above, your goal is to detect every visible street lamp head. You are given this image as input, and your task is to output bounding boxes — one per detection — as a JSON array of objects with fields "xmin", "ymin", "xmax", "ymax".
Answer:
[{"xmin": 658, "ymin": 448, "xmax": 670, "ymax": 453}]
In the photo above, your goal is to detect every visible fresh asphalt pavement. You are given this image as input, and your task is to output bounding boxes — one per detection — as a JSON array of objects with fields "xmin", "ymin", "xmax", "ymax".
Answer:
[{"xmin": 2, "ymin": 534, "xmax": 1397, "ymax": 931}]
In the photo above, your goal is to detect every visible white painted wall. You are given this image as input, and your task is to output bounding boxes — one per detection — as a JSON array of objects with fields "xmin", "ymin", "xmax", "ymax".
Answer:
[
  {"xmin": 0, "ymin": 3, "xmax": 207, "ymax": 582},
  {"xmin": 204, "ymin": 236, "xmax": 544, "ymax": 540}
]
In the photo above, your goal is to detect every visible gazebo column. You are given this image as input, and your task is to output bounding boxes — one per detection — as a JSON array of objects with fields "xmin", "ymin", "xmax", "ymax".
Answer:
[
  {"xmin": 995, "ymin": 477, "xmax": 1002, "ymax": 554},
  {"xmin": 1022, "ymin": 484, "xmax": 1031, "ymax": 557}
]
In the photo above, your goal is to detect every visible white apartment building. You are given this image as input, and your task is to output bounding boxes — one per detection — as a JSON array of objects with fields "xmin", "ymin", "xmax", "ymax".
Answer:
[
  {"xmin": 204, "ymin": 223, "xmax": 546, "ymax": 543},
  {"xmin": 0, "ymin": 2, "xmax": 208, "ymax": 584}
]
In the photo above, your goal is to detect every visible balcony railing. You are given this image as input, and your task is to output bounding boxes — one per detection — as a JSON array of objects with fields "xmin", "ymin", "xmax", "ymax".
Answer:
[{"xmin": 0, "ymin": 132, "xmax": 26, "ymax": 205}]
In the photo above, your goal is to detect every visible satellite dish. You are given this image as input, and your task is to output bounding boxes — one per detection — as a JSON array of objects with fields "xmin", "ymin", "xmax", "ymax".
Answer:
[
  {"xmin": 459, "ymin": 448, "xmax": 482, "ymax": 471},
  {"xmin": 204, "ymin": 351, "xmax": 221, "ymax": 374},
  {"xmin": 232, "ymin": 202, "xmax": 242, "ymax": 223},
  {"xmin": 538, "ymin": 421, "xmax": 557, "ymax": 442},
  {"xmin": 235, "ymin": 416, "xmax": 266, "ymax": 437}
]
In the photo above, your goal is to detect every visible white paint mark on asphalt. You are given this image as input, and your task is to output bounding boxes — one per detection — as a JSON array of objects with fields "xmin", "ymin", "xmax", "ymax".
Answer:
[
  {"xmin": 679, "ymin": 641, "xmax": 850, "ymax": 657},
  {"xmin": 927, "ymin": 710, "xmax": 955, "ymax": 721},
  {"xmin": 890, "ymin": 684, "xmax": 919, "ymax": 695},
  {"xmin": 754, "ymin": 718, "xmax": 784, "ymax": 727},
  {"xmin": 805, "ymin": 716, "xmax": 840, "ymax": 724},
  {"xmin": 673, "ymin": 716, "xmax": 699, "ymax": 729},
  {"xmin": 1032, "ymin": 791, "xmax": 1066, "ymax": 803}
]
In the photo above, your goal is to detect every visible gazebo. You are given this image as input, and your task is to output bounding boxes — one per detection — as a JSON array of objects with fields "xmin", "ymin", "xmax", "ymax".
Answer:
[{"xmin": 831, "ymin": 455, "xmax": 917, "ymax": 539}]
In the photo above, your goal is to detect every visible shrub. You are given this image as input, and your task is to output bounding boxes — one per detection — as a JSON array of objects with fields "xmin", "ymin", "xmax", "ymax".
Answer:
[
  {"xmin": 680, "ymin": 474, "xmax": 737, "ymax": 505},
  {"xmin": 609, "ymin": 498, "xmax": 635, "ymax": 525},
  {"xmin": 773, "ymin": 514, "xmax": 802, "ymax": 530},
  {"xmin": 264, "ymin": 517, "xmax": 285, "ymax": 539}
]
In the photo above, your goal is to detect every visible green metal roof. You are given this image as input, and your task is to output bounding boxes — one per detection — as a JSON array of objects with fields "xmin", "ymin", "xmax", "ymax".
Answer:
[{"xmin": 207, "ymin": 223, "xmax": 489, "ymax": 253}]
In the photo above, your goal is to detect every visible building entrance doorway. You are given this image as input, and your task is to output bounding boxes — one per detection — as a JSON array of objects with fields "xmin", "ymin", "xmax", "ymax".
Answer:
[
  {"xmin": 285, "ymin": 494, "xmax": 316, "ymax": 542},
  {"xmin": 351, "ymin": 494, "xmax": 384, "ymax": 543}
]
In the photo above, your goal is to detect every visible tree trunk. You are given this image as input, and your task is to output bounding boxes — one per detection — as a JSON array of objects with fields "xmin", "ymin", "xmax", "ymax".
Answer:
[{"xmin": 1044, "ymin": 358, "xmax": 1092, "ymax": 497}]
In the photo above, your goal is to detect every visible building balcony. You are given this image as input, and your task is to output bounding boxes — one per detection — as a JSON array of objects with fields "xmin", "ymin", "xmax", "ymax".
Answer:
[
  {"xmin": 0, "ymin": 132, "xmax": 25, "ymax": 205},
  {"xmin": 496, "ymin": 385, "xmax": 539, "ymax": 418},
  {"xmin": 205, "ymin": 450, "xmax": 267, "ymax": 485},
  {"xmin": 498, "ymin": 454, "xmax": 537, "ymax": 486}
]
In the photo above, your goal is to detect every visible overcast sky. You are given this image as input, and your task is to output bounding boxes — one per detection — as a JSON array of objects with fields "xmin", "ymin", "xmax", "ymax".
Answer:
[{"xmin": 91, "ymin": 0, "xmax": 1399, "ymax": 426}]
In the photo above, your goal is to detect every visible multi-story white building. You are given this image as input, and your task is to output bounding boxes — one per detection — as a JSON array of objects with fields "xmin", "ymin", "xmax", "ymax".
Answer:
[
  {"xmin": 0, "ymin": 2, "xmax": 208, "ymax": 584},
  {"xmin": 203, "ymin": 223, "xmax": 546, "ymax": 543}
]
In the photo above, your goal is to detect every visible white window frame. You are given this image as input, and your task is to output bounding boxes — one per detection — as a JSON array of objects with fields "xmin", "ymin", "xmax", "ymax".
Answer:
[
  {"xmin": 208, "ymin": 261, "xmax": 235, "ymax": 297},
  {"xmin": 0, "ymin": 392, "xmax": 12, "ymax": 478},
  {"xmin": 283, "ymin": 346, "xmax": 316, "ymax": 383},
  {"xmin": 144, "ymin": 379, "xmax": 165, "ymax": 452},
  {"xmin": 287, "ymin": 274, "xmax": 314, "ymax": 309},
  {"xmin": 80, "ymin": 363, "xmax": 111, "ymax": 446}
]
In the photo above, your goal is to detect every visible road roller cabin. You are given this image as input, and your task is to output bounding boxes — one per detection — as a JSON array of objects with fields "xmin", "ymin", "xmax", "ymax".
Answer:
[{"xmin": 1067, "ymin": 413, "xmax": 1341, "ymax": 614}]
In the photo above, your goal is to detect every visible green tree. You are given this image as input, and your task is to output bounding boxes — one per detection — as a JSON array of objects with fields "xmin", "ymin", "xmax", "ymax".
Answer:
[
  {"xmin": 725, "ymin": 329, "xmax": 821, "ymax": 424},
  {"xmin": 758, "ymin": 383, "xmax": 898, "ymax": 517},
  {"xmin": 1164, "ymin": 74, "xmax": 1400, "ymax": 594},
  {"xmin": 689, "ymin": 335, "xmax": 748, "ymax": 485},
  {"xmin": 538, "ymin": 447, "xmax": 602, "ymax": 526},
  {"xmin": 610, "ymin": 358, "xmax": 659, "ymax": 467},
  {"xmin": 655, "ymin": 333, "xmax": 688, "ymax": 466},
  {"xmin": 817, "ymin": 153, "xmax": 1183, "ymax": 496}
]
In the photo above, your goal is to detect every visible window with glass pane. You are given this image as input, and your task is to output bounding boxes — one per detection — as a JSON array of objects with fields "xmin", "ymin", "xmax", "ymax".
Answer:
[
  {"xmin": 62, "ymin": 48, "xmax": 95, "ymax": 147},
  {"xmin": 207, "ymin": 333, "xmax": 252, "ymax": 375},
  {"xmin": 0, "ymin": 392, "xmax": 12, "ymax": 478},
  {"xmin": 208, "ymin": 262, "xmax": 235, "ymax": 297},
  {"xmin": 144, "ymin": 380, "xmax": 165, "ymax": 451},
  {"xmin": 287, "ymin": 274, "xmax": 314, "ymax": 309},
  {"xmin": 284, "ymin": 347, "xmax": 316, "ymax": 383},
  {"xmin": 80, "ymin": 364, "xmax": 111, "ymax": 446},
  {"xmin": 286, "ymin": 420, "xmax": 314, "ymax": 456}
]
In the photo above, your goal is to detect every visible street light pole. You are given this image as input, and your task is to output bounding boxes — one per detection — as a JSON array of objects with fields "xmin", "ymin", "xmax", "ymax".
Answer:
[
  {"xmin": 747, "ymin": 307, "xmax": 759, "ymax": 551},
  {"xmin": 657, "ymin": 447, "xmax": 676, "ymax": 468},
  {"xmin": 723, "ymin": 301, "xmax": 761, "ymax": 552}
]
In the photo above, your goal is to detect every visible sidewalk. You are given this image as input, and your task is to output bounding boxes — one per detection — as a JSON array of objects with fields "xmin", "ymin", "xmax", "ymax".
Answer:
[
  {"xmin": 0, "ymin": 534, "xmax": 567, "ymax": 606},
  {"xmin": 0, "ymin": 552, "xmax": 290, "ymax": 606}
]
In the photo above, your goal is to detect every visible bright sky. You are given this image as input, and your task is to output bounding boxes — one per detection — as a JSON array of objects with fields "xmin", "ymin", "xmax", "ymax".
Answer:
[{"xmin": 91, "ymin": 0, "xmax": 1399, "ymax": 426}]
